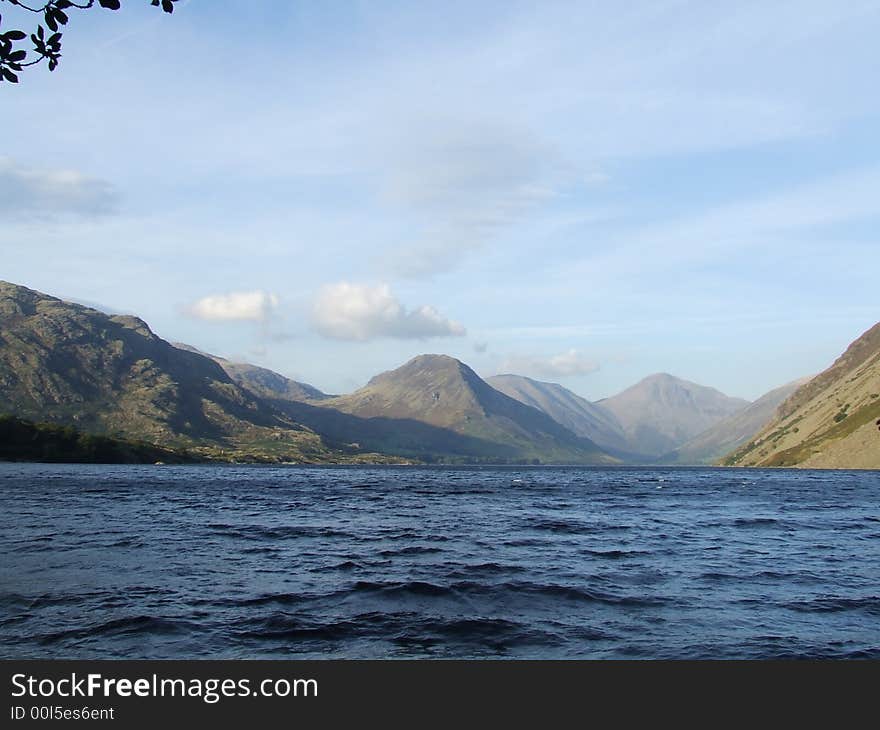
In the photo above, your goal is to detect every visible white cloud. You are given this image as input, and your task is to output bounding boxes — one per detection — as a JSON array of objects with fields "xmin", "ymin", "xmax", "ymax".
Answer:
[
  {"xmin": 185, "ymin": 290, "xmax": 280, "ymax": 323},
  {"xmin": 312, "ymin": 282, "xmax": 466, "ymax": 341},
  {"xmin": 499, "ymin": 349, "xmax": 599, "ymax": 379},
  {"xmin": 0, "ymin": 157, "xmax": 119, "ymax": 218}
]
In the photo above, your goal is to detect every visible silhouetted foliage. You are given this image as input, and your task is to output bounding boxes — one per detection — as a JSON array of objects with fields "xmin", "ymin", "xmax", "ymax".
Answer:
[{"xmin": 0, "ymin": 0, "xmax": 177, "ymax": 83}]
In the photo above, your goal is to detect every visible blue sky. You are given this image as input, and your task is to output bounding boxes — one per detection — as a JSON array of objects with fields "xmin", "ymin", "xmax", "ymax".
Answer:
[{"xmin": 2, "ymin": 0, "xmax": 878, "ymax": 399}]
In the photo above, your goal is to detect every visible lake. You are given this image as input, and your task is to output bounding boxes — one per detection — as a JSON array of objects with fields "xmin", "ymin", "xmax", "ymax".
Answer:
[{"xmin": 1, "ymin": 463, "xmax": 878, "ymax": 659}]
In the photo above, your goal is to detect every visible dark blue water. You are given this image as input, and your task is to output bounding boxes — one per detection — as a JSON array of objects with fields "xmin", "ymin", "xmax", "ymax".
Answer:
[{"xmin": 1, "ymin": 464, "xmax": 878, "ymax": 659}]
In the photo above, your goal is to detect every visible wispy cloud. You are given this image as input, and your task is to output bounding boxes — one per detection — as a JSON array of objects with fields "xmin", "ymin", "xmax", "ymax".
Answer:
[
  {"xmin": 0, "ymin": 157, "xmax": 119, "ymax": 219},
  {"xmin": 184, "ymin": 290, "xmax": 280, "ymax": 323},
  {"xmin": 559, "ymin": 164, "xmax": 880, "ymax": 279},
  {"xmin": 379, "ymin": 121, "xmax": 558, "ymax": 277},
  {"xmin": 498, "ymin": 349, "xmax": 599, "ymax": 379},
  {"xmin": 312, "ymin": 282, "xmax": 465, "ymax": 341}
]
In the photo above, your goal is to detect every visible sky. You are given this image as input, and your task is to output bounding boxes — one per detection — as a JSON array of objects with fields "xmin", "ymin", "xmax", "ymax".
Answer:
[{"xmin": 2, "ymin": 0, "xmax": 879, "ymax": 400}]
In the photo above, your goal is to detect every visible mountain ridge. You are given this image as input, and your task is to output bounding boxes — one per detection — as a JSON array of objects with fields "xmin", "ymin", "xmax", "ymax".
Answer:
[
  {"xmin": 0, "ymin": 281, "xmax": 342, "ymax": 462},
  {"xmin": 172, "ymin": 343, "xmax": 331, "ymax": 403},
  {"xmin": 485, "ymin": 373, "xmax": 635, "ymax": 457},
  {"xmin": 726, "ymin": 321, "xmax": 880, "ymax": 468}
]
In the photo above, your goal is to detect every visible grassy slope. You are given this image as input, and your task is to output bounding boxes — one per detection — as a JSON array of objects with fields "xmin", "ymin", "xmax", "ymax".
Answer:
[{"xmin": 725, "ymin": 322, "xmax": 880, "ymax": 468}]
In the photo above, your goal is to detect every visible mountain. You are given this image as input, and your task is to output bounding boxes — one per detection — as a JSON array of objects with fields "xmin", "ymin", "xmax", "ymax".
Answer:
[
  {"xmin": 219, "ymin": 360, "xmax": 331, "ymax": 402},
  {"xmin": 485, "ymin": 374, "xmax": 631, "ymax": 456},
  {"xmin": 173, "ymin": 344, "xmax": 330, "ymax": 403},
  {"xmin": 661, "ymin": 378, "xmax": 807, "ymax": 465},
  {"xmin": 316, "ymin": 354, "xmax": 615, "ymax": 464},
  {"xmin": 0, "ymin": 281, "xmax": 338, "ymax": 461},
  {"xmin": 596, "ymin": 373, "xmax": 750, "ymax": 459},
  {"xmin": 725, "ymin": 322, "xmax": 880, "ymax": 468}
]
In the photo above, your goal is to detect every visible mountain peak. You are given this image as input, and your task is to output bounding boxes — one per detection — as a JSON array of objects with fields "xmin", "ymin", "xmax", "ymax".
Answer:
[
  {"xmin": 634, "ymin": 372, "xmax": 699, "ymax": 389},
  {"xmin": 393, "ymin": 353, "xmax": 467, "ymax": 374},
  {"xmin": 367, "ymin": 354, "xmax": 477, "ymax": 390},
  {"xmin": 408, "ymin": 353, "xmax": 461, "ymax": 366},
  {"xmin": 326, "ymin": 355, "xmax": 612, "ymax": 463},
  {"xmin": 597, "ymin": 373, "xmax": 749, "ymax": 458},
  {"xmin": 642, "ymin": 372, "xmax": 678, "ymax": 382}
]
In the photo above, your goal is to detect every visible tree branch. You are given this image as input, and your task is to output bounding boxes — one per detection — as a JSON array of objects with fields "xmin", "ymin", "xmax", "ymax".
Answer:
[{"xmin": 0, "ymin": 0, "xmax": 176, "ymax": 83}]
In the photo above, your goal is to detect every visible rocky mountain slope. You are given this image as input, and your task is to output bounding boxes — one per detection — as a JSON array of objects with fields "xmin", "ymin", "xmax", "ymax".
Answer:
[
  {"xmin": 661, "ymin": 378, "xmax": 807, "ymax": 465},
  {"xmin": 173, "ymin": 344, "xmax": 330, "ymax": 403},
  {"xmin": 725, "ymin": 322, "xmax": 880, "ymax": 468},
  {"xmin": 319, "ymin": 354, "xmax": 615, "ymax": 463},
  {"xmin": 0, "ymin": 282, "xmax": 336, "ymax": 461},
  {"xmin": 596, "ymin": 373, "xmax": 749, "ymax": 459}
]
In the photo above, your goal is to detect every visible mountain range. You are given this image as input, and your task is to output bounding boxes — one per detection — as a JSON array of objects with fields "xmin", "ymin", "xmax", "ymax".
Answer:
[
  {"xmin": 487, "ymin": 372, "xmax": 795, "ymax": 464},
  {"xmin": 0, "ymin": 283, "xmax": 612, "ymax": 463},
  {"xmin": 178, "ymin": 339, "xmax": 612, "ymax": 463},
  {"xmin": 5, "ymin": 280, "xmax": 876, "ymax": 468},
  {"xmin": 318, "ymin": 355, "xmax": 613, "ymax": 463}
]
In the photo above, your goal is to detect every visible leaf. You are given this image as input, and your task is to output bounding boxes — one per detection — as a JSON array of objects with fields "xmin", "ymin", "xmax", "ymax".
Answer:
[
  {"xmin": 99, "ymin": 0, "xmax": 122, "ymax": 9},
  {"xmin": 4, "ymin": 31, "xmax": 27, "ymax": 42}
]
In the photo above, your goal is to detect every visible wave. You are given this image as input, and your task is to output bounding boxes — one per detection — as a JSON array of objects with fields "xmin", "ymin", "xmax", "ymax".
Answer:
[
  {"xmin": 582, "ymin": 549, "xmax": 651, "ymax": 559},
  {"xmin": 378, "ymin": 546, "xmax": 445, "ymax": 557},
  {"xmin": 525, "ymin": 517, "xmax": 601, "ymax": 534},
  {"xmin": 205, "ymin": 523, "xmax": 352, "ymax": 540},
  {"xmin": 309, "ymin": 560, "xmax": 365, "ymax": 572},
  {"xmin": 784, "ymin": 596, "xmax": 880, "ymax": 615},
  {"xmin": 38, "ymin": 615, "xmax": 194, "ymax": 644},
  {"xmin": 232, "ymin": 610, "xmax": 564, "ymax": 650},
  {"xmin": 733, "ymin": 517, "xmax": 781, "ymax": 527},
  {"xmin": 341, "ymin": 579, "xmax": 669, "ymax": 607}
]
